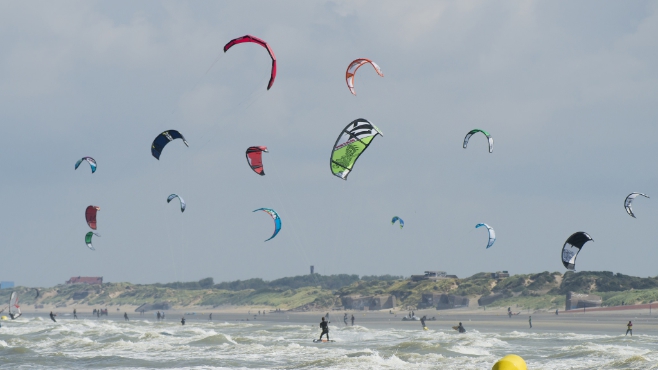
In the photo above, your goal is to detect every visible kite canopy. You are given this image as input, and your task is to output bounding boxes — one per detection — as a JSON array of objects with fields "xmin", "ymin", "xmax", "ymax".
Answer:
[
  {"xmin": 85, "ymin": 206, "xmax": 100, "ymax": 230},
  {"xmin": 151, "ymin": 130, "xmax": 189, "ymax": 160},
  {"xmin": 85, "ymin": 232, "xmax": 100, "ymax": 251},
  {"xmin": 345, "ymin": 58, "xmax": 383, "ymax": 95},
  {"xmin": 253, "ymin": 208, "xmax": 281, "ymax": 241},
  {"xmin": 74, "ymin": 157, "xmax": 97, "ymax": 173},
  {"xmin": 330, "ymin": 118, "xmax": 383, "ymax": 180},
  {"xmin": 167, "ymin": 194, "xmax": 186, "ymax": 212},
  {"xmin": 224, "ymin": 35, "xmax": 277, "ymax": 90},
  {"xmin": 561, "ymin": 231, "xmax": 593, "ymax": 270},
  {"xmin": 391, "ymin": 216, "xmax": 404, "ymax": 229},
  {"xmin": 463, "ymin": 129, "xmax": 493, "ymax": 153},
  {"xmin": 246, "ymin": 146, "xmax": 268, "ymax": 176},
  {"xmin": 624, "ymin": 192, "xmax": 649, "ymax": 218},
  {"xmin": 476, "ymin": 223, "xmax": 496, "ymax": 249}
]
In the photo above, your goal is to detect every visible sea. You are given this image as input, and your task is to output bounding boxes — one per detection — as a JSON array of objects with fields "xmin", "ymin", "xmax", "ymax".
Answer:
[{"xmin": 1, "ymin": 313, "xmax": 657, "ymax": 369}]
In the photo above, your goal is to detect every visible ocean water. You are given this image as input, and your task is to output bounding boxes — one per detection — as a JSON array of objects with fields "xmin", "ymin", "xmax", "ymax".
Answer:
[{"xmin": 1, "ymin": 315, "xmax": 657, "ymax": 369}]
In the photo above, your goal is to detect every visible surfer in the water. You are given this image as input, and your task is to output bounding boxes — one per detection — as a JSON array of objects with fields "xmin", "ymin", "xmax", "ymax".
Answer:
[
  {"xmin": 351, "ymin": 314, "xmax": 355, "ymax": 326},
  {"xmin": 181, "ymin": 317, "xmax": 186, "ymax": 326},
  {"xmin": 457, "ymin": 322, "xmax": 465, "ymax": 333},
  {"xmin": 49, "ymin": 311, "xmax": 57, "ymax": 322},
  {"xmin": 420, "ymin": 315, "xmax": 426, "ymax": 329},
  {"xmin": 626, "ymin": 321, "xmax": 633, "ymax": 336},
  {"xmin": 343, "ymin": 313, "xmax": 348, "ymax": 326},
  {"xmin": 319, "ymin": 317, "xmax": 330, "ymax": 341},
  {"xmin": 124, "ymin": 312, "xmax": 129, "ymax": 321}
]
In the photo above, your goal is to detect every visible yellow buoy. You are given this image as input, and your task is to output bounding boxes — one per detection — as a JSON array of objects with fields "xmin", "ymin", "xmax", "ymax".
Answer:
[{"xmin": 492, "ymin": 354, "xmax": 527, "ymax": 370}]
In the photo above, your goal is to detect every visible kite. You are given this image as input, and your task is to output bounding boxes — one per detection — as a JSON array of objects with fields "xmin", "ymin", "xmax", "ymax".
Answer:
[
  {"xmin": 330, "ymin": 118, "xmax": 383, "ymax": 180},
  {"xmin": 74, "ymin": 157, "xmax": 97, "ymax": 173},
  {"xmin": 246, "ymin": 146, "xmax": 268, "ymax": 176},
  {"xmin": 85, "ymin": 232, "xmax": 100, "ymax": 251},
  {"xmin": 8, "ymin": 292, "xmax": 21, "ymax": 319},
  {"xmin": 224, "ymin": 35, "xmax": 277, "ymax": 90},
  {"xmin": 624, "ymin": 193, "xmax": 649, "ymax": 218},
  {"xmin": 391, "ymin": 216, "xmax": 404, "ymax": 229},
  {"xmin": 34, "ymin": 288, "xmax": 39, "ymax": 300},
  {"xmin": 463, "ymin": 129, "xmax": 493, "ymax": 153},
  {"xmin": 167, "ymin": 194, "xmax": 186, "ymax": 212},
  {"xmin": 253, "ymin": 208, "xmax": 281, "ymax": 241},
  {"xmin": 561, "ymin": 231, "xmax": 593, "ymax": 270},
  {"xmin": 345, "ymin": 58, "xmax": 384, "ymax": 95},
  {"xmin": 475, "ymin": 223, "xmax": 496, "ymax": 249},
  {"xmin": 151, "ymin": 130, "xmax": 189, "ymax": 160},
  {"xmin": 85, "ymin": 206, "xmax": 100, "ymax": 230}
]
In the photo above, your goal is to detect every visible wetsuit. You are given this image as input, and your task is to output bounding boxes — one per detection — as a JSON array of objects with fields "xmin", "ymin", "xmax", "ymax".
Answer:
[
  {"xmin": 181, "ymin": 317, "xmax": 186, "ymax": 325},
  {"xmin": 73, "ymin": 309, "xmax": 77, "ymax": 319},
  {"xmin": 420, "ymin": 317, "xmax": 426, "ymax": 328},
  {"xmin": 319, "ymin": 320, "xmax": 330, "ymax": 340},
  {"xmin": 49, "ymin": 312, "xmax": 57, "ymax": 322},
  {"xmin": 124, "ymin": 313, "xmax": 129, "ymax": 321},
  {"xmin": 458, "ymin": 324, "xmax": 465, "ymax": 333},
  {"xmin": 351, "ymin": 315, "xmax": 354, "ymax": 326},
  {"xmin": 626, "ymin": 322, "xmax": 632, "ymax": 336}
]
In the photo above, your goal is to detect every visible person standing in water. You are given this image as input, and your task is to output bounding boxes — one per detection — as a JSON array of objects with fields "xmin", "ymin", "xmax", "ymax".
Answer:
[
  {"xmin": 420, "ymin": 316, "xmax": 426, "ymax": 329},
  {"xmin": 49, "ymin": 311, "xmax": 57, "ymax": 322},
  {"xmin": 73, "ymin": 309, "xmax": 77, "ymax": 319},
  {"xmin": 157, "ymin": 311, "xmax": 161, "ymax": 321},
  {"xmin": 351, "ymin": 314, "xmax": 355, "ymax": 326},
  {"xmin": 457, "ymin": 322, "xmax": 465, "ymax": 333},
  {"xmin": 529, "ymin": 316, "xmax": 532, "ymax": 328},
  {"xmin": 181, "ymin": 317, "xmax": 186, "ymax": 326},
  {"xmin": 319, "ymin": 317, "xmax": 330, "ymax": 341},
  {"xmin": 124, "ymin": 312, "xmax": 129, "ymax": 321},
  {"xmin": 626, "ymin": 321, "xmax": 633, "ymax": 336},
  {"xmin": 209, "ymin": 313, "xmax": 212, "ymax": 321}
]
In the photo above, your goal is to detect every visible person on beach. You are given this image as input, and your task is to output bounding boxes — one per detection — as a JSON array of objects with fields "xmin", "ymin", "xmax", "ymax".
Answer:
[
  {"xmin": 457, "ymin": 322, "xmax": 465, "ymax": 333},
  {"xmin": 319, "ymin": 317, "xmax": 330, "ymax": 341},
  {"xmin": 529, "ymin": 316, "xmax": 532, "ymax": 328},
  {"xmin": 124, "ymin": 312, "xmax": 129, "ymax": 321},
  {"xmin": 73, "ymin": 309, "xmax": 77, "ymax": 319},
  {"xmin": 49, "ymin": 311, "xmax": 57, "ymax": 322},
  {"xmin": 626, "ymin": 321, "xmax": 633, "ymax": 336},
  {"xmin": 181, "ymin": 317, "xmax": 186, "ymax": 325},
  {"xmin": 343, "ymin": 313, "xmax": 348, "ymax": 326},
  {"xmin": 351, "ymin": 314, "xmax": 355, "ymax": 326}
]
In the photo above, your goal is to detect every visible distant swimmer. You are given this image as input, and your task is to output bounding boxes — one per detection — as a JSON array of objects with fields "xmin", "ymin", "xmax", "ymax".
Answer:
[
  {"xmin": 73, "ymin": 309, "xmax": 77, "ymax": 319},
  {"xmin": 343, "ymin": 313, "xmax": 348, "ymax": 326},
  {"xmin": 626, "ymin": 321, "xmax": 633, "ymax": 336},
  {"xmin": 351, "ymin": 314, "xmax": 355, "ymax": 326},
  {"xmin": 49, "ymin": 311, "xmax": 57, "ymax": 323},
  {"xmin": 457, "ymin": 322, "xmax": 465, "ymax": 333},
  {"xmin": 319, "ymin": 317, "xmax": 330, "ymax": 341},
  {"xmin": 181, "ymin": 317, "xmax": 186, "ymax": 326},
  {"xmin": 124, "ymin": 312, "xmax": 129, "ymax": 321},
  {"xmin": 529, "ymin": 316, "xmax": 532, "ymax": 328}
]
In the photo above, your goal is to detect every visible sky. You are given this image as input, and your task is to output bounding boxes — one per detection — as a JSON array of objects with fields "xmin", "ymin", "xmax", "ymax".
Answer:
[{"xmin": 1, "ymin": 1, "xmax": 657, "ymax": 287}]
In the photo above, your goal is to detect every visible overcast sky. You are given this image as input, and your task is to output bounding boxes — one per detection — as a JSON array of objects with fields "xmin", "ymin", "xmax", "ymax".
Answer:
[{"xmin": 1, "ymin": 1, "xmax": 657, "ymax": 287}]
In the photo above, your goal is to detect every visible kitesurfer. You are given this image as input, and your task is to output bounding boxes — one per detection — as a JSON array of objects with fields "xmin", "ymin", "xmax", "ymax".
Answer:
[
  {"xmin": 73, "ymin": 309, "xmax": 77, "ymax": 319},
  {"xmin": 209, "ymin": 313, "xmax": 212, "ymax": 321},
  {"xmin": 319, "ymin": 317, "xmax": 330, "ymax": 341},
  {"xmin": 157, "ymin": 311, "xmax": 161, "ymax": 321},
  {"xmin": 626, "ymin": 321, "xmax": 633, "ymax": 336},
  {"xmin": 351, "ymin": 314, "xmax": 355, "ymax": 326},
  {"xmin": 529, "ymin": 316, "xmax": 532, "ymax": 328},
  {"xmin": 457, "ymin": 322, "xmax": 465, "ymax": 333},
  {"xmin": 343, "ymin": 313, "xmax": 348, "ymax": 325},
  {"xmin": 124, "ymin": 312, "xmax": 129, "ymax": 321},
  {"xmin": 420, "ymin": 316, "xmax": 426, "ymax": 329},
  {"xmin": 49, "ymin": 311, "xmax": 57, "ymax": 322},
  {"xmin": 181, "ymin": 317, "xmax": 186, "ymax": 326}
]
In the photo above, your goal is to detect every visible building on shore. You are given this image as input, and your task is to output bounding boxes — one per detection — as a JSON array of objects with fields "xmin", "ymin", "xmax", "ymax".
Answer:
[
  {"xmin": 66, "ymin": 276, "xmax": 103, "ymax": 285},
  {"xmin": 341, "ymin": 295, "xmax": 396, "ymax": 310},
  {"xmin": 421, "ymin": 293, "xmax": 469, "ymax": 309},
  {"xmin": 566, "ymin": 292, "xmax": 602, "ymax": 310},
  {"xmin": 410, "ymin": 271, "xmax": 458, "ymax": 282}
]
